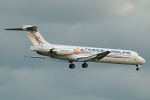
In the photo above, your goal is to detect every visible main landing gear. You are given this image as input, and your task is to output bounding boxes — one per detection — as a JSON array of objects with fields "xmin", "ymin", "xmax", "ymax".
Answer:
[
  {"xmin": 136, "ymin": 65, "xmax": 140, "ymax": 71},
  {"xmin": 82, "ymin": 62, "xmax": 88, "ymax": 68},
  {"xmin": 69, "ymin": 63, "xmax": 75, "ymax": 69},
  {"xmin": 69, "ymin": 61, "xmax": 75, "ymax": 69},
  {"xmin": 69, "ymin": 61, "xmax": 88, "ymax": 69}
]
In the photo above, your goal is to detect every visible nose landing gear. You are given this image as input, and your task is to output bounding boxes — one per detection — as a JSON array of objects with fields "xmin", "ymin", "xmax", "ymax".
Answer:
[{"xmin": 136, "ymin": 65, "xmax": 140, "ymax": 71}]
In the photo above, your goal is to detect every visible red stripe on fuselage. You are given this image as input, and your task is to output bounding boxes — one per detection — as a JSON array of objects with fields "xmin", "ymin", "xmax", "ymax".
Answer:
[{"xmin": 106, "ymin": 56, "xmax": 131, "ymax": 58}]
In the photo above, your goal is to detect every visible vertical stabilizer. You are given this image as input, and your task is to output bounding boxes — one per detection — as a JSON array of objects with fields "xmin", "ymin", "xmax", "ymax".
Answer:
[
  {"xmin": 23, "ymin": 25, "xmax": 50, "ymax": 46},
  {"xmin": 5, "ymin": 25, "xmax": 51, "ymax": 46}
]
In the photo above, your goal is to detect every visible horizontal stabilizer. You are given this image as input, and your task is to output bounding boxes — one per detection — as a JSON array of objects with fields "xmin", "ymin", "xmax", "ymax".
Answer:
[
  {"xmin": 5, "ymin": 28, "xmax": 24, "ymax": 31},
  {"xmin": 5, "ymin": 26, "xmax": 38, "ymax": 31},
  {"xmin": 23, "ymin": 26, "xmax": 38, "ymax": 32}
]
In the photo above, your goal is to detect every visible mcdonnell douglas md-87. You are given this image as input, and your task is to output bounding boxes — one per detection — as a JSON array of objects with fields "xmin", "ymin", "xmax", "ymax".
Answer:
[{"xmin": 5, "ymin": 25, "xmax": 145, "ymax": 71}]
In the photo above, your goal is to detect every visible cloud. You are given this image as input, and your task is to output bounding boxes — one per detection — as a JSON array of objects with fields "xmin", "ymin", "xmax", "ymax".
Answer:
[
  {"xmin": 1, "ymin": 0, "xmax": 149, "ymax": 24},
  {"xmin": 0, "ymin": 66, "xmax": 150, "ymax": 100},
  {"xmin": 1, "ymin": 0, "xmax": 150, "ymax": 100}
]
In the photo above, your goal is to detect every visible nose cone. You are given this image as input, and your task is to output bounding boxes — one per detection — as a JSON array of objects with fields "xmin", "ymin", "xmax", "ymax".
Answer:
[{"xmin": 140, "ymin": 57, "xmax": 146, "ymax": 65}]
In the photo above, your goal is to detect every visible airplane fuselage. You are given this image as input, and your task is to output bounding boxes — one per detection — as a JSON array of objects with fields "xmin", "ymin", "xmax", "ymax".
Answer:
[{"xmin": 30, "ymin": 44, "xmax": 145, "ymax": 66}]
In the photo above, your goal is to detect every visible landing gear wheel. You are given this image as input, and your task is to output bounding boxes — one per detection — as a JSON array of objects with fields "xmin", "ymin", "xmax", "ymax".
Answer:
[
  {"xmin": 136, "ymin": 65, "xmax": 140, "ymax": 71},
  {"xmin": 82, "ymin": 62, "xmax": 88, "ymax": 68},
  {"xmin": 69, "ymin": 64, "xmax": 75, "ymax": 69},
  {"xmin": 136, "ymin": 67, "xmax": 140, "ymax": 71}
]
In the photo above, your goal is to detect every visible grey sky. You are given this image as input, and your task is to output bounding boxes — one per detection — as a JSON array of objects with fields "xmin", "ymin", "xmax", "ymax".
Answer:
[{"xmin": 0, "ymin": 0, "xmax": 150, "ymax": 100}]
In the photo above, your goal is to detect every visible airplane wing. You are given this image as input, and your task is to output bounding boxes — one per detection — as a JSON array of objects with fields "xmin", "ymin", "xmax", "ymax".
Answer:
[
  {"xmin": 77, "ymin": 51, "xmax": 110, "ymax": 62},
  {"xmin": 96, "ymin": 51, "xmax": 110, "ymax": 60},
  {"xmin": 24, "ymin": 56, "xmax": 45, "ymax": 59},
  {"xmin": 24, "ymin": 56, "xmax": 68, "ymax": 62}
]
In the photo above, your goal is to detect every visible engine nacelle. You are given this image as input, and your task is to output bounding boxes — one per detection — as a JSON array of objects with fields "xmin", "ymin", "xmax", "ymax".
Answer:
[{"xmin": 50, "ymin": 48, "xmax": 75, "ymax": 56}]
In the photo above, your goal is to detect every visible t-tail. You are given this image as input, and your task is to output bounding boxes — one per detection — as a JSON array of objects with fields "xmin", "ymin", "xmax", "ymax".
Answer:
[{"xmin": 5, "ymin": 25, "xmax": 51, "ymax": 46}]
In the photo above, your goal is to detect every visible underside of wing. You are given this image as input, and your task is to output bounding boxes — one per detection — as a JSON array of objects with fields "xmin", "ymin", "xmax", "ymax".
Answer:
[
  {"xmin": 77, "ymin": 51, "xmax": 110, "ymax": 62},
  {"xmin": 24, "ymin": 56, "xmax": 46, "ymax": 59},
  {"xmin": 24, "ymin": 56, "xmax": 68, "ymax": 62},
  {"xmin": 96, "ymin": 51, "xmax": 110, "ymax": 60}
]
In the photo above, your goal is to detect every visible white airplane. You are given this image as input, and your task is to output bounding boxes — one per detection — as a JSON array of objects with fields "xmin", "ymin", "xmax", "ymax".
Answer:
[{"xmin": 5, "ymin": 25, "xmax": 145, "ymax": 70}]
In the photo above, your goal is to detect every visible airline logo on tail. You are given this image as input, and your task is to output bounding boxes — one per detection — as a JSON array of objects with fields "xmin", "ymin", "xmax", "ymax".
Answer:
[
  {"xmin": 34, "ymin": 34, "xmax": 44, "ymax": 44},
  {"xmin": 28, "ymin": 32, "xmax": 44, "ymax": 45}
]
